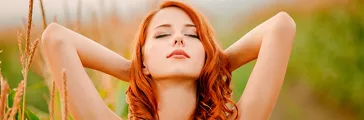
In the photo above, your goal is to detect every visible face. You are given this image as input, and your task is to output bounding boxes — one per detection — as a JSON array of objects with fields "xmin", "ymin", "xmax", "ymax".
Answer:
[{"xmin": 142, "ymin": 7, "xmax": 205, "ymax": 81}]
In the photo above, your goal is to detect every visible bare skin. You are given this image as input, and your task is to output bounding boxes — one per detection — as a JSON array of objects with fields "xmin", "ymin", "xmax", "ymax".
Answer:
[
  {"xmin": 225, "ymin": 12, "xmax": 296, "ymax": 120},
  {"xmin": 141, "ymin": 7, "xmax": 205, "ymax": 120},
  {"xmin": 41, "ymin": 11, "xmax": 295, "ymax": 120}
]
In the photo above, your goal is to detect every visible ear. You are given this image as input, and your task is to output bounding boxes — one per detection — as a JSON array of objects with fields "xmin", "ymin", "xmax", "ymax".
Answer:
[{"xmin": 142, "ymin": 62, "xmax": 150, "ymax": 75}]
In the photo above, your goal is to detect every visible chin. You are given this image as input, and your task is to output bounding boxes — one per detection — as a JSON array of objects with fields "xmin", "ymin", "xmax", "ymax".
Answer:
[
  {"xmin": 150, "ymin": 65, "xmax": 202, "ymax": 80},
  {"xmin": 153, "ymin": 71, "xmax": 200, "ymax": 80},
  {"xmin": 168, "ymin": 69, "xmax": 200, "ymax": 79}
]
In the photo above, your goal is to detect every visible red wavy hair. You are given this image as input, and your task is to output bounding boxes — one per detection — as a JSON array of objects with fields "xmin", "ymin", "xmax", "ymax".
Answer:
[{"xmin": 127, "ymin": 1, "xmax": 238, "ymax": 119}]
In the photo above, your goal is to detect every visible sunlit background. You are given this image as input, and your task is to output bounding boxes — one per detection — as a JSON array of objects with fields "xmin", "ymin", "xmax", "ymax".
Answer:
[{"xmin": 0, "ymin": 0, "xmax": 363, "ymax": 119}]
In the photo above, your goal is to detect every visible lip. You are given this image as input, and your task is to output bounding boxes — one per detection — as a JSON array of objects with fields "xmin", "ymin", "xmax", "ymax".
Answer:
[{"xmin": 166, "ymin": 49, "xmax": 190, "ymax": 59}]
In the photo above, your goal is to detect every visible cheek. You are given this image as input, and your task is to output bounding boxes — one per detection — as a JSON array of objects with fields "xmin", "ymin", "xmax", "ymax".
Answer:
[
  {"xmin": 189, "ymin": 41, "xmax": 205, "ymax": 77},
  {"xmin": 193, "ymin": 41, "xmax": 205, "ymax": 62},
  {"xmin": 186, "ymin": 41, "xmax": 206, "ymax": 74},
  {"xmin": 143, "ymin": 40, "xmax": 167, "ymax": 64}
]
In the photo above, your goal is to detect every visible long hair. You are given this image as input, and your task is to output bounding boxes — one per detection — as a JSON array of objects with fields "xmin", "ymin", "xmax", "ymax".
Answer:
[{"xmin": 127, "ymin": 1, "xmax": 238, "ymax": 119}]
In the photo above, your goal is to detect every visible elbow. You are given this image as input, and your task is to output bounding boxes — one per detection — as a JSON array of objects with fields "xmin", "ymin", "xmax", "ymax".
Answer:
[
  {"xmin": 41, "ymin": 22, "xmax": 66, "ymax": 50},
  {"xmin": 273, "ymin": 11, "xmax": 296, "ymax": 38}
]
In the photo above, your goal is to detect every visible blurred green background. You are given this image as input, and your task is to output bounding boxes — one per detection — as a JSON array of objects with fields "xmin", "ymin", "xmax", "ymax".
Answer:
[{"xmin": 0, "ymin": 0, "xmax": 363, "ymax": 119}]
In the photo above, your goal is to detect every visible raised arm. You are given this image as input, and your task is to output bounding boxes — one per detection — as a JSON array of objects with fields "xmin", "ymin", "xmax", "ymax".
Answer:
[
  {"xmin": 43, "ymin": 23, "xmax": 131, "ymax": 82},
  {"xmin": 226, "ymin": 12, "xmax": 296, "ymax": 119},
  {"xmin": 41, "ymin": 23, "xmax": 126, "ymax": 120},
  {"xmin": 225, "ymin": 12, "xmax": 294, "ymax": 71}
]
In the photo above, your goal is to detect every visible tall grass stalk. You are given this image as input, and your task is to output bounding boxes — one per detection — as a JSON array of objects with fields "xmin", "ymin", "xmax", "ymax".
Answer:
[
  {"xmin": 39, "ymin": 0, "xmax": 47, "ymax": 30},
  {"xmin": 0, "ymin": 59, "xmax": 10, "ymax": 119},
  {"xmin": 21, "ymin": 0, "xmax": 36, "ymax": 119},
  {"xmin": 61, "ymin": 69, "xmax": 68, "ymax": 120}
]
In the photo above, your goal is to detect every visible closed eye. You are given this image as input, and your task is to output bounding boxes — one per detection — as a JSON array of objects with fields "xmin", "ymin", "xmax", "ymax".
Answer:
[
  {"xmin": 185, "ymin": 34, "xmax": 199, "ymax": 39},
  {"xmin": 155, "ymin": 34, "xmax": 171, "ymax": 39}
]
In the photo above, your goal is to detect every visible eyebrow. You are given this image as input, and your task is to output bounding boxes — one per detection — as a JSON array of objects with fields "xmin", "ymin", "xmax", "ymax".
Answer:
[{"xmin": 154, "ymin": 24, "xmax": 196, "ymax": 30}]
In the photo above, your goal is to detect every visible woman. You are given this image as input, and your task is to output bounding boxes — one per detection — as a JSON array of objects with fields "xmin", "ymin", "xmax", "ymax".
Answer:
[{"xmin": 41, "ymin": 1, "xmax": 295, "ymax": 120}]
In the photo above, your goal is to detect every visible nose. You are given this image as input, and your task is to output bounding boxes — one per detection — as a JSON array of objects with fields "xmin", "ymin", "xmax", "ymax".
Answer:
[{"xmin": 174, "ymin": 35, "xmax": 184, "ymax": 47}]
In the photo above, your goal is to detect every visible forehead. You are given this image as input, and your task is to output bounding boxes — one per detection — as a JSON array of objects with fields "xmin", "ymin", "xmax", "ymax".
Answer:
[{"xmin": 148, "ymin": 7, "xmax": 195, "ymax": 30}]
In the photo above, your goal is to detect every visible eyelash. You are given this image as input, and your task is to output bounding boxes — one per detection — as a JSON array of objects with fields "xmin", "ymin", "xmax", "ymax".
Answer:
[
  {"xmin": 155, "ymin": 34, "xmax": 171, "ymax": 39},
  {"xmin": 155, "ymin": 34, "xmax": 199, "ymax": 39},
  {"xmin": 186, "ymin": 34, "xmax": 199, "ymax": 39}
]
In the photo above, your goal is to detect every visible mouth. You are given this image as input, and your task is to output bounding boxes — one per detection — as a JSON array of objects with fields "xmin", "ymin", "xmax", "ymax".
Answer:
[{"xmin": 166, "ymin": 49, "xmax": 190, "ymax": 59}]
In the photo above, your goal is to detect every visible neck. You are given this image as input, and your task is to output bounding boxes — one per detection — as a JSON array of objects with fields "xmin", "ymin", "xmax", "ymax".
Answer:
[{"xmin": 155, "ymin": 78, "xmax": 197, "ymax": 120}]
